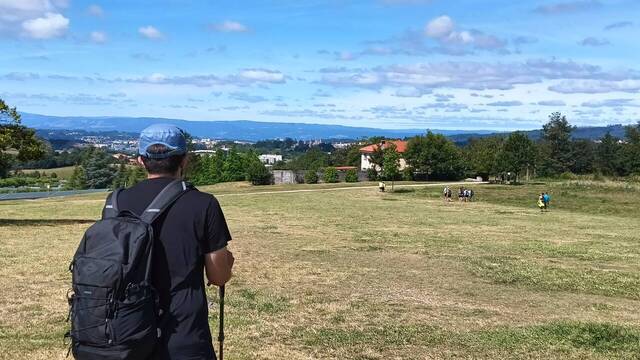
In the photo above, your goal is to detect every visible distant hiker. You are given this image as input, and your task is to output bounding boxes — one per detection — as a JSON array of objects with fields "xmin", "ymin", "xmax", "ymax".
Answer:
[
  {"xmin": 543, "ymin": 192, "xmax": 550, "ymax": 210},
  {"xmin": 69, "ymin": 124, "xmax": 234, "ymax": 360},
  {"xmin": 379, "ymin": 181, "xmax": 386, "ymax": 192},
  {"xmin": 443, "ymin": 186, "xmax": 451, "ymax": 202},
  {"xmin": 537, "ymin": 193, "xmax": 545, "ymax": 212}
]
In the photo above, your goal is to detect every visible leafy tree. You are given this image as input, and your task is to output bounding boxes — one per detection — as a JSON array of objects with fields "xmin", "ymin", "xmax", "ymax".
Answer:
[
  {"xmin": 0, "ymin": 99, "xmax": 45, "ymax": 177},
  {"xmin": 67, "ymin": 165, "xmax": 88, "ymax": 190},
  {"xmin": 465, "ymin": 136, "xmax": 503, "ymax": 180},
  {"xmin": 595, "ymin": 132, "xmax": 624, "ymax": 176},
  {"xmin": 246, "ymin": 161, "xmax": 273, "ymax": 185},
  {"xmin": 222, "ymin": 148, "xmax": 246, "ymax": 182},
  {"xmin": 190, "ymin": 151, "xmax": 225, "ymax": 185},
  {"xmin": 127, "ymin": 166, "xmax": 147, "ymax": 187},
  {"xmin": 112, "ymin": 162, "xmax": 128, "ymax": 188},
  {"xmin": 288, "ymin": 148, "xmax": 328, "ymax": 171},
  {"xmin": 329, "ymin": 145, "xmax": 361, "ymax": 167},
  {"xmin": 570, "ymin": 139, "xmax": 596, "ymax": 175},
  {"xmin": 496, "ymin": 132, "xmax": 536, "ymax": 183},
  {"xmin": 538, "ymin": 112, "xmax": 575, "ymax": 176},
  {"xmin": 323, "ymin": 167, "xmax": 339, "ymax": 183},
  {"xmin": 405, "ymin": 132, "xmax": 465, "ymax": 180},
  {"xmin": 304, "ymin": 170, "xmax": 318, "ymax": 184},
  {"xmin": 83, "ymin": 149, "xmax": 116, "ymax": 189},
  {"xmin": 345, "ymin": 169, "xmax": 358, "ymax": 182},
  {"xmin": 381, "ymin": 145, "xmax": 401, "ymax": 190},
  {"xmin": 623, "ymin": 122, "xmax": 640, "ymax": 175}
]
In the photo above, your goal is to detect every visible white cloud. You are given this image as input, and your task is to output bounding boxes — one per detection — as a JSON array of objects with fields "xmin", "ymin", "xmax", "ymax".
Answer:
[
  {"xmin": 425, "ymin": 15, "xmax": 454, "ymax": 38},
  {"xmin": 239, "ymin": 69, "xmax": 285, "ymax": 83},
  {"xmin": 533, "ymin": 0, "xmax": 601, "ymax": 14},
  {"xmin": 581, "ymin": 99, "xmax": 638, "ymax": 108},
  {"xmin": 549, "ymin": 79, "xmax": 640, "ymax": 93},
  {"xmin": 125, "ymin": 69, "xmax": 286, "ymax": 87},
  {"xmin": 87, "ymin": 4, "xmax": 104, "ymax": 17},
  {"xmin": 424, "ymin": 15, "xmax": 505, "ymax": 51},
  {"xmin": 0, "ymin": 0, "xmax": 68, "ymax": 39},
  {"xmin": 139, "ymin": 25, "xmax": 162, "ymax": 39},
  {"xmin": 211, "ymin": 21, "xmax": 249, "ymax": 33},
  {"xmin": 321, "ymin": 59, "xmax": 640, "ymax": 95},
  {"xmin": 21, "ymin": 12, "xmax": 69, "ymax": 39},
  {"xmin": 537, "ymin": 100, "xmax": 566, "ymax": 106},
  {"xmin": 90, "ymin": 31, "xmax": 107, "ymax": 43},
  {"xmin": 579, "ymin": 37, "xmax": 609, "ymax": 47}
]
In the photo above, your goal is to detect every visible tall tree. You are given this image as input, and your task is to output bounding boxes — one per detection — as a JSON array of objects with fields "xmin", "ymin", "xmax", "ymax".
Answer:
[
  {"xmin": 405, "ymin": 132, "xmax": 465, "ymax": 180},
  {"xmin": 381, "ymin": 145, "xmax": 401, "ymax": 190},
  {"xmin": 497, "ymin": 131, "xmax": 536, "ymax": 182},
  {"xmin": 570, "ymin": 139, "xmax": 596, "ymax": 175},
  {"xmin": 0, "ymin": 99, "xmax": 45, "ymax": 177},
  {"xmin": 67, "ymin": 165, "xmax": 88, "ymax": 190},
  {"xmin": 595, "ymin": 133, "xmax": 623, "ymax": 176},
  {"xmin": 83, "ymin": 149, "xmax": 116, "ymax": 188},
  {"xmin": 539, "ymin": 112, "xmax": 575, "ymax": 176},
  {"xmin": 623, "ymin": 122, "xmax": 640, "ymax": 175},
  {"xmin": 112, "ymin": 162, "xmax": 129, "ymax": 188},
  {"xmin": 465, "ymin": 136, "xmax": 504, "ymax": 180}
]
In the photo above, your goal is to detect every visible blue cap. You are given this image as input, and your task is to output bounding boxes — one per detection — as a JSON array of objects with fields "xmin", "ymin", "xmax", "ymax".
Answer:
[{"xmin": 138, "ymin": 124, "xmax": 187, "ymax": 159}]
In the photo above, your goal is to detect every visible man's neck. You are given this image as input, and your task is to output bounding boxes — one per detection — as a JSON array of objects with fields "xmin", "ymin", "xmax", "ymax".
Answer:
[{"xmin": 147, "ymin": 173, "xmax": 180, "ymax": 180}]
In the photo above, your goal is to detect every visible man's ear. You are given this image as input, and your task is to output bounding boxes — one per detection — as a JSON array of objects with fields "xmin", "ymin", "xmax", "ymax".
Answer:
[{"xmin": 137, "ymin": 156, "xmax": 144, "ymax": 166}]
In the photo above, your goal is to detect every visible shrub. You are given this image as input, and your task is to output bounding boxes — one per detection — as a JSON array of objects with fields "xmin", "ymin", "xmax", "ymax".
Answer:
[
  {"xmin": 247, "ymin": 161, "xmax": 273, "ymax": 185},
  {"xmin": 559, "ymin": 171, "xmax": 578, "ymax": 180},
  {"xmin": 402, "ymin": 168, "xmax": 413, "ymax": 181},
  {"xmin": 345, "ymin": 169, "xmax": 358, "ymax": 183},
  {"xmin": 304, "ymin": 171, "xmax": 318, "ymax": 184},
  {"xmin": 366, "ymin": 168, "xmax": 378, "ymax": 181},
  {"xmin": 323, "ymin": 167, "xmax": 339, "ymax": 183}
]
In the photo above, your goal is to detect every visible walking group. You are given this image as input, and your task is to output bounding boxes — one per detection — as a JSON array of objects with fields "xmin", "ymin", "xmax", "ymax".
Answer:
[
  {"xmin": 443, "ymin": 186, "xmax": 474, "ymax": 202},
  {"xmin": 537, "ymin": 192, "xmax": 551, "ymax": 212}
]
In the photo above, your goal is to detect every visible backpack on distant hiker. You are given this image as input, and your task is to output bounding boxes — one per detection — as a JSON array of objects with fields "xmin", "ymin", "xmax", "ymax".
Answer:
[{"xmin": 66, "ymin": 180, "xmax": 192, "ymax": 359}]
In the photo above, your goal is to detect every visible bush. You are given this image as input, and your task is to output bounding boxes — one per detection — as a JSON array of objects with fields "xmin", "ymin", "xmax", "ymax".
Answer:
[
  {"xmin": 323, "ymin": 167, "xmax": 339, "ymax": 183},
  {"xmin": 345, "ymin": 169, "xmax": 358, "ymax": 183},
  {"xmin": 559, "ymin": 171, "xmax": 578, "ymax": 180},
  {"xmin": 247, "ymin": 161, "xmax": 273, "ymax": 185},
  {"xmin": 402, "ymin": 168, "xmax": 413, "ymax": 181},
  {"xmin": 304, "ymin": 171, "xmax": 318, "ymax": 184},
  {"xmin": 366, "ymin": 168, "xmax": 378, "ymax": 181}
]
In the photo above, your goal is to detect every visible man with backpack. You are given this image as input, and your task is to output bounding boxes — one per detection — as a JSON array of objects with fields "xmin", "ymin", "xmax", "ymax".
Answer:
[{"xmin": 68, "ymin": 124, "xmax": 234, "ymax": 360}]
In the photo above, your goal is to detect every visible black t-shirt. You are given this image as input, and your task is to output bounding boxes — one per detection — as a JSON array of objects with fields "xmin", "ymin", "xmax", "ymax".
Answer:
[{"xmin": 105, "ymin": 177, "xmax": 231, "ymax": 360}]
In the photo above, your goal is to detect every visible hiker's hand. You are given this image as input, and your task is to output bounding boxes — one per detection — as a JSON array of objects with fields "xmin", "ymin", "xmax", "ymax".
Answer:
[{"xmin": 205, "ymin": 247, "xmax": 234, "ymax": 287}]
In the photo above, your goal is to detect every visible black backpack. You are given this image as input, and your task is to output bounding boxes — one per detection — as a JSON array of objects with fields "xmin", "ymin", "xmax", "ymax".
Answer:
[{"xmin": 66, "ymin": 180, "xmax": 191, "ymax": 359}]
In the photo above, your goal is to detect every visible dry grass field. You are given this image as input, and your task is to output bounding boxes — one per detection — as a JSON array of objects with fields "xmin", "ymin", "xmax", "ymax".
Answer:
[{"xmin": 1, "ymin": 180, "xmax": 639, "ymax": 359}]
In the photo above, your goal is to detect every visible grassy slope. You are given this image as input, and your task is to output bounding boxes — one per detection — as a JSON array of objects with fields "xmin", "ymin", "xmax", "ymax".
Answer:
[
  {"xmin": 21, "ymin": 166, "xmax": 76, "ymax": 179},
  {"xmin": 0, "ymin": 181, "xmax": 639, "ymax": 359}
]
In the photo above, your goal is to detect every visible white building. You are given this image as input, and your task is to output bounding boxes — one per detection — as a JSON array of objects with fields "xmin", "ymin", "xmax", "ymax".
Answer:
[
  {"xmin": 259, "ymin": 154, "xmax": 283, "ymax": 165},
  {"xmin": 359, "ymin": 140, "xmax": 408, "ymax": 172}
]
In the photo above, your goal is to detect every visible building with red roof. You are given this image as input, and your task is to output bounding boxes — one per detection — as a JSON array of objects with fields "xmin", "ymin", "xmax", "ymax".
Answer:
[{"xmin": 359, "ymin": 140, "xmax": 408, "ymax": 171}]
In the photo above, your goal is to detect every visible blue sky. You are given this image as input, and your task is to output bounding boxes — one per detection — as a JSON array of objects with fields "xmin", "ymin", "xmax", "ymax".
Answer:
[{"xmin": 0, "ymin": 0, "xmax": 639, "ymax": 130}]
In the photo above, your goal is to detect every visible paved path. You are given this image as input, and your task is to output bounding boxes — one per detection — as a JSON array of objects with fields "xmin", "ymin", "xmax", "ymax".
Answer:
[
  {"xmin": 0, "ymin": 182, "xmax": 487, "ymax": 201},
  {"xmin": 0, "ymin": 189, "xmax": 109, "ymax": 201},
  {"xmin": 217, "ymin": 181, "xmax": 487, "ymax": 197}
]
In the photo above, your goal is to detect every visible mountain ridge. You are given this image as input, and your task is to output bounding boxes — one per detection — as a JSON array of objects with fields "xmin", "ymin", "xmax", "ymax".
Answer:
[{"xmin": 19, "ymin": 113, "xmax": 494, "ymax": 141}]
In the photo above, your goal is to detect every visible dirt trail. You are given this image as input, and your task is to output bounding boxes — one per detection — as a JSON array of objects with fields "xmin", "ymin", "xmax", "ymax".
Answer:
[{"xmin": 217, "ymin": 181, "xmax": 487, "ymax": 197}]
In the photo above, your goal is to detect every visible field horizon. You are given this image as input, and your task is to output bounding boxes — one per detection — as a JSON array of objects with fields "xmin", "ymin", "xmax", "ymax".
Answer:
[{"xmin": 1, "ymin": 180, "xmax": 639, "ymax": 359}]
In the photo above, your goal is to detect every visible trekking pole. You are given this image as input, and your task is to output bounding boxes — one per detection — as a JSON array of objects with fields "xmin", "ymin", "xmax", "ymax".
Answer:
[{"xmin": 218, "ymin": 285, "xmax": 225, "ymax": 360}]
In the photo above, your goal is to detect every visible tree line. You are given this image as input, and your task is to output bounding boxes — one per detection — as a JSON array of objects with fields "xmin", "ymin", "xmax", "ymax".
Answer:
[{"xmin": 364, "ymin": 113, "xmax": 640, "ymax": 182}]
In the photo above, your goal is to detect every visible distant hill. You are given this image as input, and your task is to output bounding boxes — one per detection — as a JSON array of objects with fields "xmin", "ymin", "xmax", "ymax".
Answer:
[
  {"xmin": 21, "ymin": 113, "xmax": 492, "ymax": 141},
  {"xmin": 449, "ymin": 124, "xmax": 629, "ymax": 145}
]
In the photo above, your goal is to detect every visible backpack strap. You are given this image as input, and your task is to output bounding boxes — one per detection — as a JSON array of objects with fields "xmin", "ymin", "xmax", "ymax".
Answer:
[
  {"xmin": 103, "ymin": 188, "xmax": 123, "ymax": 219},
  {"xmin": 140, "ymin": 180, "xmax": 193, "ymax": 224}
]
